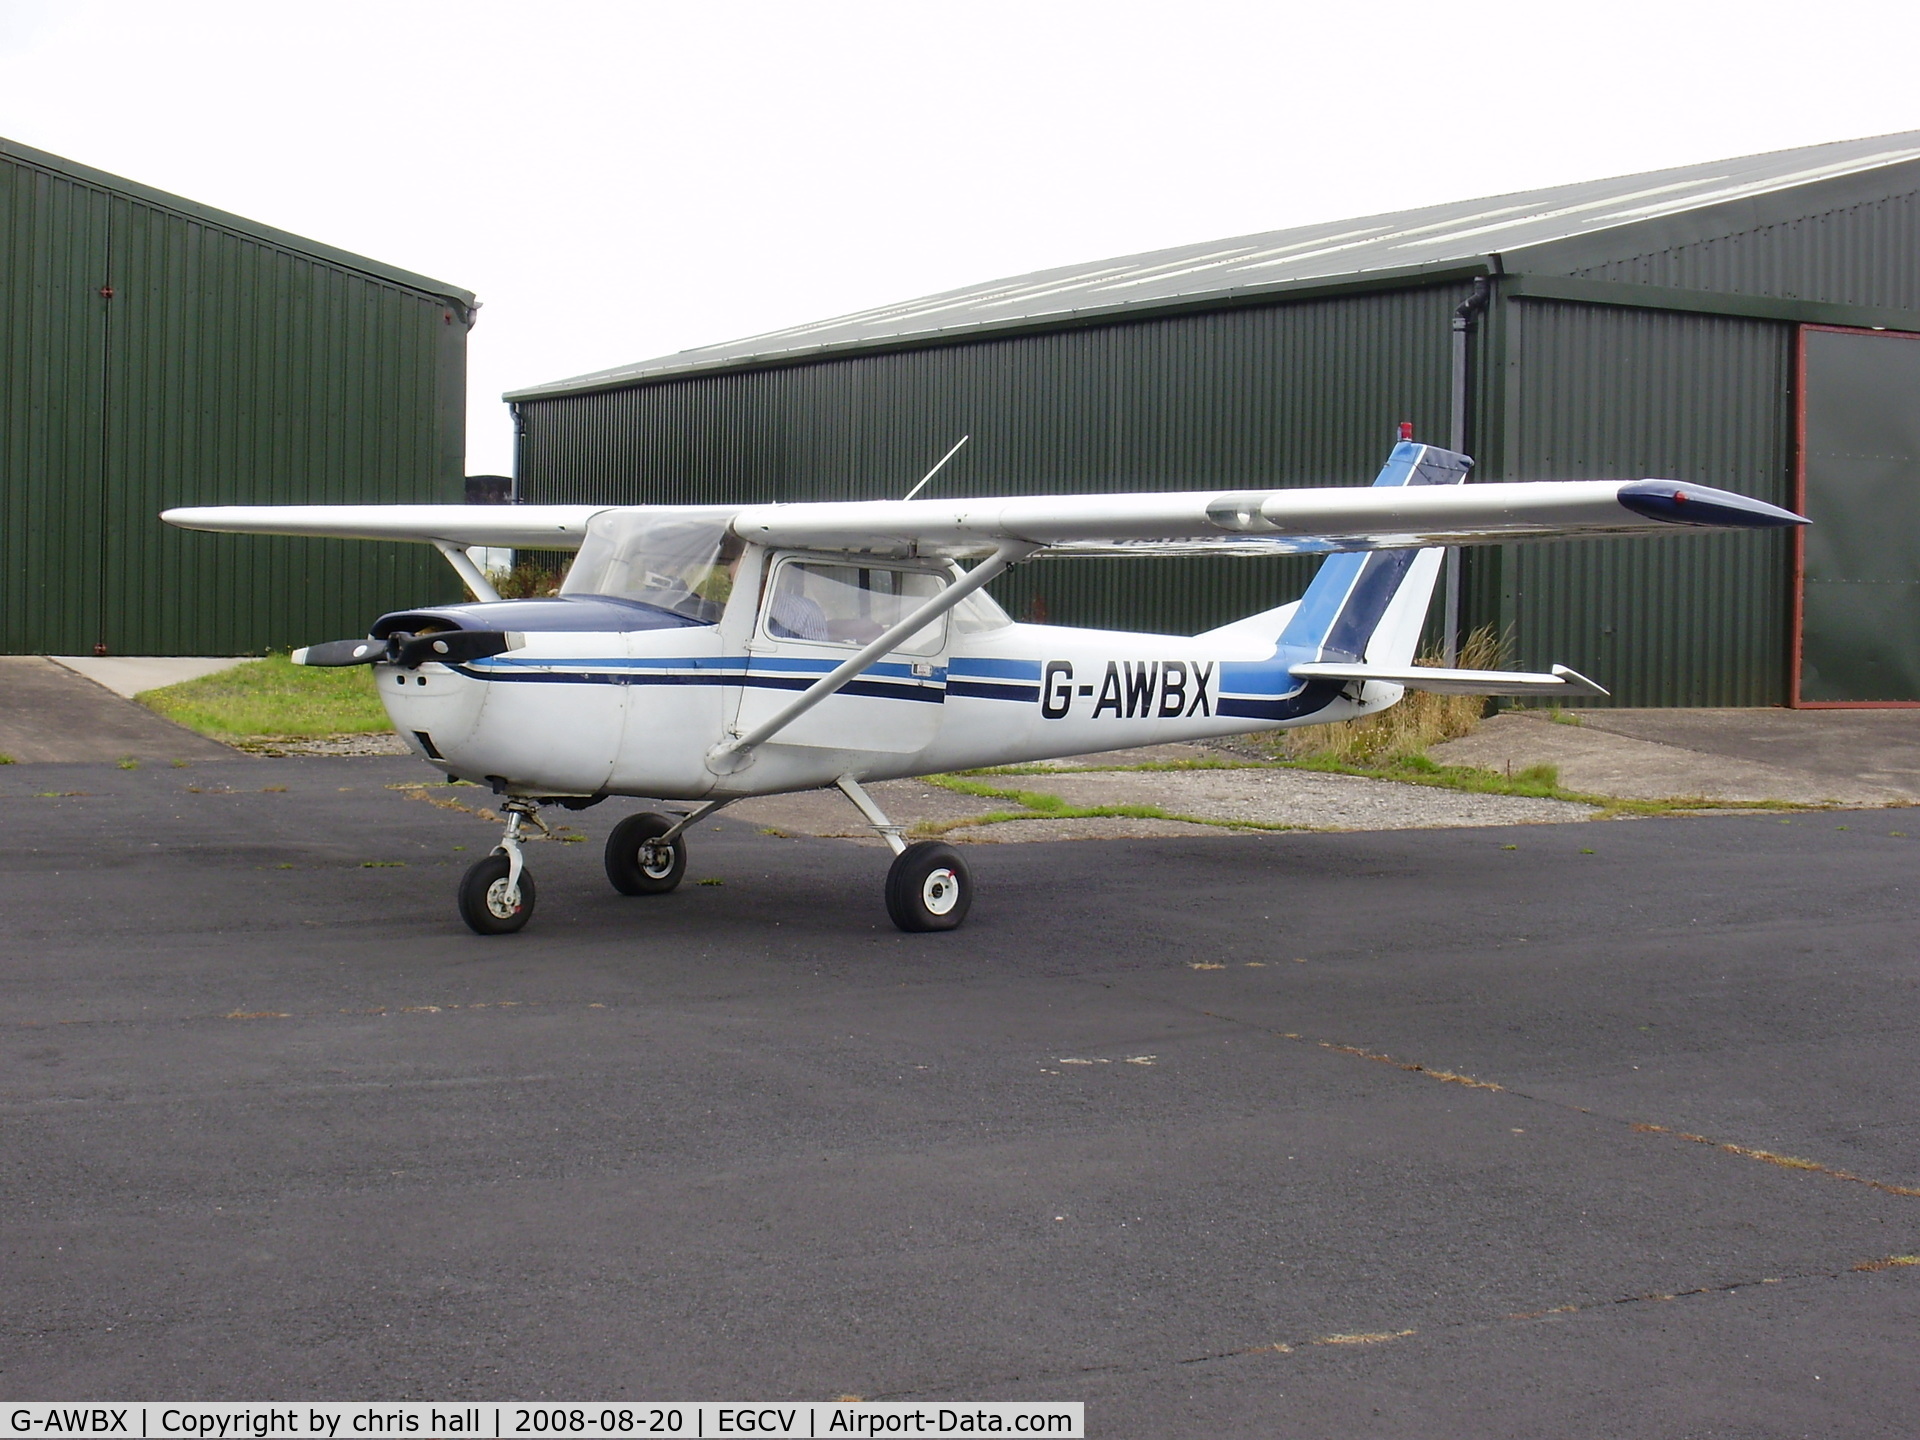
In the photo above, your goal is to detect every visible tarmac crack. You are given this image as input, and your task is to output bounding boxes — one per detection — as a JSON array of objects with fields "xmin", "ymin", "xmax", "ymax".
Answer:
[
  {"xmin": 1180, "ymin": 1249, "xmax": 1920, "ymax": 1371},
  {"xmin": 859, "ymin": 1250, "xmax": 1920, "ymax": 1401},
  {"xmin": 1186, "ymin": 1006, "xmax": 1920, "ymax": 1201},
  {"xmin": 1628, "ymin": 1122, "xmax": 1920, "ymax": 1198}
]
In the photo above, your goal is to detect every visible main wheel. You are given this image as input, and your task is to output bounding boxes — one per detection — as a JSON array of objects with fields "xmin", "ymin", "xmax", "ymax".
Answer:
[
  {"xmin": 884, "ymin": 841, "xmax": 972, "ymax": 933},
  {"xmin": 458, "ymin": 852, "xmax": 536, "ymax": 935},
  {"xmin": 605, "ymin": 812, "xmax": 688, "ymax": 895}
]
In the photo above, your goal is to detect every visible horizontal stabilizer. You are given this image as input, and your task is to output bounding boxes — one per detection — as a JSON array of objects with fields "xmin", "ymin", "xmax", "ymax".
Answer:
[{"xmin": 1291, "ymin": 662, "xmax": 1609, "ymax": 697}]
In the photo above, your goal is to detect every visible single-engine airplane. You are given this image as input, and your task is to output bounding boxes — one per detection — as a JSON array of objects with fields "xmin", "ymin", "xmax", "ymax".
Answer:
[{"xmin": 162, "ymin": 441, "xmax": 1804, "ymax": 935}]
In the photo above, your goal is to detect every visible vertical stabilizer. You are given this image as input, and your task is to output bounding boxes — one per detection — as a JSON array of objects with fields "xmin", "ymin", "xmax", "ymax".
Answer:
[{"xmin": 1274, "ymin": 442, "xmax": 1471, "ymax": 665}]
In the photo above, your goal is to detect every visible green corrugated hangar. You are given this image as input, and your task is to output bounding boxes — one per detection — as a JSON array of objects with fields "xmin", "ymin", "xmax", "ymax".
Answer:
[
  {"xmin": 1, "ymin": 137, "xmax": 471, "ymax": 657},
  {"xmin": 509, "ymin": 131, "xmax": 1920, "ymax": 708}
]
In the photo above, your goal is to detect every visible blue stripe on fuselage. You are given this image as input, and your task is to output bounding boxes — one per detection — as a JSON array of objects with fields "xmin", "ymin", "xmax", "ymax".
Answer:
[
  {"xmin": 950, "ymin": 657, "xmax": 1043, "ymax": 680},
  {"xmin": 1216, "ymin": 679, "xmax": 1346, "ymax": 722},
  {"xmin": 949, "ymin": 680, "xmax": 1040, "ymax": 701},
  {"xmin": 449, "ymin": 656, "xmax": 946, "ymax": 704},
  {"xmin": 472, "ymin": 654, "xmax": 944, "ymax": 681}
]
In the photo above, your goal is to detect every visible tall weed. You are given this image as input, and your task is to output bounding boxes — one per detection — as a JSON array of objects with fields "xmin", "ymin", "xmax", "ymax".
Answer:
[{"xmin": 1251, "ymin": 625, "xmax": 1507, "ymax": 765}]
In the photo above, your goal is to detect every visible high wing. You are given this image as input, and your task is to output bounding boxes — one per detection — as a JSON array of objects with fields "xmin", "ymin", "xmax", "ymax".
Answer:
[
  {"xmin": 162, "ymin": 457, "xmax": 1803, "ymax": 559},
  {"xmin": 730, "ymin": 477, "xmax": 1804, "ymax": 558},
  {"xmin": 158, "ymin": 503, "xmax": 609, "ymax": 549}
]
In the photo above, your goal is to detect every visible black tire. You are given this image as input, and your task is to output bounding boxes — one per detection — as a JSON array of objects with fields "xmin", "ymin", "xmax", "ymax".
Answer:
[
  {"xmin": 884, "ymin": 841, "xmax": 972, "ymax": 933},
  {"xmin": 605, "ymin": 812, "xmax": 688, "ymax": 895},
  {"xmin": 458, "ymin": 852, "xmax": 536, "ymax": 935}
]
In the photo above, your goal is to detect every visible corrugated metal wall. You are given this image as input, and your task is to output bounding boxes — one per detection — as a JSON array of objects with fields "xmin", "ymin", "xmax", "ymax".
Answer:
[
  {"xmin": 1, "ymin": 150, "xmax": 464, "ymax": 655},
  {"xmin": 517, "ymin": 284, "xmax": 1800, "ymax": 705},
  {"xmin": 1494, "ymin": 298, "xmax": 1793, "ymax": 706},
  {"xmin": 519, "ymin": 287, "xmax": 1463, "ymax": 635},
  {"xmin": 0, "ymin": 157, "xmax": 108, "ymax": 656}
]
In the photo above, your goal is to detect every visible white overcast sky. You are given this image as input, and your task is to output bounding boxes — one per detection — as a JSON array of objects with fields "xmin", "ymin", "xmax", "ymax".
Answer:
[{"xmin": 3, "ymin": 0, "xmax": 1919, "ymax": 477}]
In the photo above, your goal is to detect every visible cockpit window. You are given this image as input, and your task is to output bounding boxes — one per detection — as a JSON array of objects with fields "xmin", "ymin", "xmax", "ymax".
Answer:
[
  {"xmin": 765, "ymin": 560, "xmax": 947, "ymax": 654},
  {"xmin": 562, "ymin": 509, "xmax": 742, "ymax": 624}
]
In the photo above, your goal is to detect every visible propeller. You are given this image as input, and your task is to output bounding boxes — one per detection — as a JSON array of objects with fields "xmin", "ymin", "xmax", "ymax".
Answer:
[{"xmin": 292, "ymin": 630, "xmax": 523, "ymax": 669}]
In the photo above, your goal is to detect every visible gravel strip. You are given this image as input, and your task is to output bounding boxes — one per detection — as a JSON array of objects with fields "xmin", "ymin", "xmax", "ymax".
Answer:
[
  {"xmin": 234, "ymin": 732, "xmax": 412, "ymax": 757},
  {"xmin": 1008, "ymin": 766, "xmax": 1597, "ymax": 829}
]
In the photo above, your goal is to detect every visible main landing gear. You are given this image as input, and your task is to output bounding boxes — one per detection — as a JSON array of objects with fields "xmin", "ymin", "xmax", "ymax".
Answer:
[
  {"xmin": 836, "ymin": 775, "xmax": 972, "ymax": 932},
  {"xmin": 456, "ymin": 781, "xmax": 972, "ymax": 936}
]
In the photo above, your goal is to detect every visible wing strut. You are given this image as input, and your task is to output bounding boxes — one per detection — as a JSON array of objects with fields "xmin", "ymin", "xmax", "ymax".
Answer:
[
  {"xmin": 705, "ymin": 541, "xmax": 1038, "ymax": 774},
  {"xmin": 434, "ymin": 542, "xmax": 503, "ymax": 603}
]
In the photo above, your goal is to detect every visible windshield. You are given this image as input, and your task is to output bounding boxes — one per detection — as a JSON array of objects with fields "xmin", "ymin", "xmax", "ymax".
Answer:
[{"xmin": 562, "ymin": 509, "xmax": 741, "ymax": 624}]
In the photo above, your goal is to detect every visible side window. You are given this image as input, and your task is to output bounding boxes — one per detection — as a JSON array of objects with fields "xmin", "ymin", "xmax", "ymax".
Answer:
[{"xmin": 764, "ymin": 561, "xmax": 947, "ymax": 655}]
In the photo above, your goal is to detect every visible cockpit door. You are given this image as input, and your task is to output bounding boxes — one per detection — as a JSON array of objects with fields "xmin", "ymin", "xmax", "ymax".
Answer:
[{"xmin": 734, "ymin": 554, "xmax": 950, "ymax": 754}]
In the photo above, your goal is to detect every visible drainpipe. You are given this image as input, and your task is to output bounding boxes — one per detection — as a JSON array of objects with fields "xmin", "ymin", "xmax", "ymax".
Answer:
[
  {"xmin": 509, "ymin": 402, "xmax": 527, "ymax": 503},
  {"xmin": 1444, "ymin": 275, "xmax": 1493, "ymax": 666}
]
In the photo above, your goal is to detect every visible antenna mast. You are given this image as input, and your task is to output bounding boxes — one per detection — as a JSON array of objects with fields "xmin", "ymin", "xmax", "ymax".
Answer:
[{"xmin": 901, "ymin": 435, "xmax": 970, "ymax": 502}]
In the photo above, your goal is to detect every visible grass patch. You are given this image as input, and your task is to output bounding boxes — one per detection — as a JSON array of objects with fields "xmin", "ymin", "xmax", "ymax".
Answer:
[
  {"xmin": 956, "ymin": 756, "xmax": 1275, "ymax": 777},
  {"xmin": 139, "ymin": 654, "xmax": 392, "ymax": 740}
]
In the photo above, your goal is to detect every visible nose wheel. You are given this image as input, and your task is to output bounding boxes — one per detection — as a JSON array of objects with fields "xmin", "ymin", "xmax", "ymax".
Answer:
[
  {"xmin": 458, "ymin": 852, "xmax": 537, "ymax": 934},
  {"xmin": 457, "ymin": 797, "xmax": 545, "ymax": 935}
]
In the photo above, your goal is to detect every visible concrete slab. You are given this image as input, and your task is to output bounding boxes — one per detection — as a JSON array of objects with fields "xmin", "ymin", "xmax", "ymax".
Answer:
[
  {"xmin": 1574, "ymin": 706, "xmax": 1920, "ymax": 798},
  {"xmin": 0, "ymin": 657, "xmax": 239, "ymax": 764},
  {"xmin": 1430, "ymin": 711, "xmax": 1915, "ymax": 806},
  {"xmin": 49, "ymin": 654, "xmax": 252, "ymax": 698}
]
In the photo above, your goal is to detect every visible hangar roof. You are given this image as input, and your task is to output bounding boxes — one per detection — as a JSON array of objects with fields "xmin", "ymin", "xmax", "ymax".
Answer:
[
  {"xmin": 510, "ymin": 131, "xmax": 1920, "ymax": 401},
  {"xmin": 1, "ymin": 136, "xmax": 476, "ymax": 311}
]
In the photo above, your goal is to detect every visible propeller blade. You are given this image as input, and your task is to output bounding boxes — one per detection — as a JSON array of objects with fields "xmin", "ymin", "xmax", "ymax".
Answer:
[
  {"xmin": 291, "ymin": 639, "xmax": 387, "ymax": 666},
  {"xmin": 390, "ymin": 629, "xmax": 522, "ymax": 669}
]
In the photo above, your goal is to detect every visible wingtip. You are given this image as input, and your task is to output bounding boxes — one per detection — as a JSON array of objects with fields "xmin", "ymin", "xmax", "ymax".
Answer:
[{"xmin": 1619, "ymin": 481, "xmax": 1807, "ymax": 529}]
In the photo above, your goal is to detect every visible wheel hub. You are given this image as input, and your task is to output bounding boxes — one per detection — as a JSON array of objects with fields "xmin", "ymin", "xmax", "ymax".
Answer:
[
  {"xmin": 485, "ymin": 878, "xmax": 522, "ymax": 919},
  {"xmin": 921, "ymin": 867, "xmax": 960, "ymax": 915}
]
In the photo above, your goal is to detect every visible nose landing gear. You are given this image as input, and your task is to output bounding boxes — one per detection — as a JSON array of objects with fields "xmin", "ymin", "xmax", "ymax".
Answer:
[{"xmin": 457, "ymin": 798, "xmax": 547, "ymax": 935}]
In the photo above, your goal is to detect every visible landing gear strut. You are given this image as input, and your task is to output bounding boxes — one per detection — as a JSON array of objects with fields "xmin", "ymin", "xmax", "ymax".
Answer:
[
  {"xmin": 837, "ymin": 775, "xmax": 972, "ymax": 933},
  {"xmin": 458, "ymin": 798, "xmax": 546, "ymax": 935}
]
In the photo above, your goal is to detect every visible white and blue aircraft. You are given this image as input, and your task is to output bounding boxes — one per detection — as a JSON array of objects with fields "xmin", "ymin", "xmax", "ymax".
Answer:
[{"xmin": 162, "ymin": 442, "xmax": 1803, "ymax": 935}]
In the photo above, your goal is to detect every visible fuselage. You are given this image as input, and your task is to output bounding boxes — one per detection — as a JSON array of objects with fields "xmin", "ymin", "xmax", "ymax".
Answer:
[{"xmin": 375, "ymin": 555, "xmax": 1395, "ymax": 801}]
